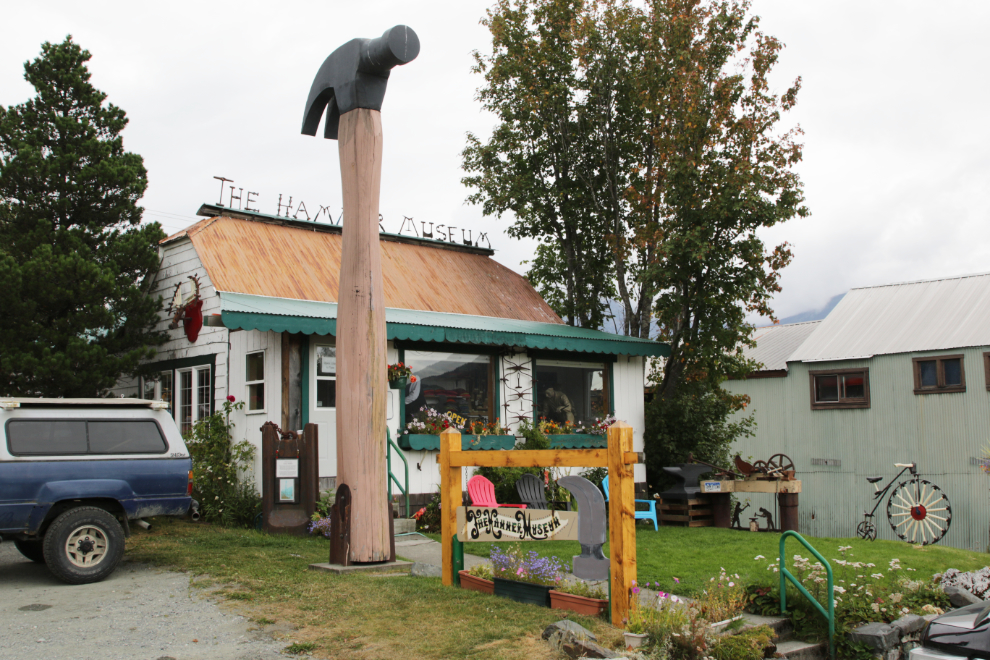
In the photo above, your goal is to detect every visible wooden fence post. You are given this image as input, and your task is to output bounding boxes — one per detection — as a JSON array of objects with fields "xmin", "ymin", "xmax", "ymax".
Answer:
[
  {"xmin": 440, "ymin": 427, "xmax": 462, "ymax": 586},
  {"xmin": 607, "ymin": 420, "xmax": 636, "ymax": 627}
]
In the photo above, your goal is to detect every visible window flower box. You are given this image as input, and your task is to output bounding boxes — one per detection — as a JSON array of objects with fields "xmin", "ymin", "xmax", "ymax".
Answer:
[
  {"xmin": 458, "ymin": 570, "xmax": 494, "ymax": 595},
  {"xmin": 549, "ymin": 589, "xmax": 609, "ymax": 617},
  {"xmin": 398, "ymin": 433, "xmax": 516, "ymax": 451},
  {"xmin": 547, "ymin": 434, "xmax": 607, "ymax": 449},
  {"xmin": 493, "ymin": 577, "xmax": 552, "ymax": 607}
]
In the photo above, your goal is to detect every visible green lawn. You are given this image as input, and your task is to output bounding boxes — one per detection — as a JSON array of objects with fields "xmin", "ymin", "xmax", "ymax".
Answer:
[
  {"xmin": 128, "ymin": 519, "xmax": 620, "ymax": 660},
  {"xmin": 446, "ymin": 526, "xmax": 990, "ymax": 597}
]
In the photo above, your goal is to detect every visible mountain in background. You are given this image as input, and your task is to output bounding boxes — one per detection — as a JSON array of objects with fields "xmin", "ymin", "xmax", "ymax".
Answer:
[{"xmin": 778, "ymin": 292, "xmax": 845, "ymax": 325}]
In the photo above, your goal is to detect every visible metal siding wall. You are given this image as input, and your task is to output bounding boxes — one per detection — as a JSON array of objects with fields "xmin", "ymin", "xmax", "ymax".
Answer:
[{"xmin": 726, "ymin": 347, "xmax": 990, "ymax": 551}]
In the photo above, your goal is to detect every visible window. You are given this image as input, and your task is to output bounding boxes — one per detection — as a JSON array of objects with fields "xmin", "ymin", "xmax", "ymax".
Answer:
[
  {"xmin": 404, "ymin": 350, "xmax": 492, "ymax": 424},
  {"xmin": 534, "ymin": 360, "xmax": 609, "ymax": 426},
  {"xmin": 139, "ymin": 371, "xmax": 174, "ymax": 416},
  {"xmin": 984, "ymin": 353, "xmax": 990, "ymax": 391},
  {"xmin": 315, "ymin": 345, "xmax": 336, "ymax": 409},
  {"xmin": 176, "ymin": 366, "xmax": 212, "ymax": 434},
  {"xmin": 246, "ymin": 351, "xmax": 266, "ymax": 412},
  {"xmin": 913, "ymin": 355, "xmax": 965, "ymax": 393},
  {"xmin": 6, "ymin": 419, "xmax": 167, "ymax": 456},
  {"xmin": 809, "ymin": 368, "xmax": 870, "ymax": 409},
  {"xmin": 88, "ymin": 421, "xmax": 167, "ymax": 454},
  {"xmin": 6, "ymin": 420, "xmax": 87, "ymax": 455}
]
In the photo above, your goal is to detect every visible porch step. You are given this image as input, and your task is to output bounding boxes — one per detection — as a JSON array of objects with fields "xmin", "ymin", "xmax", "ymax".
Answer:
[
  {"xmin": 773, "ymin": 639, "xmax": 828, "ymax": 660},
  {"xmin": 738, "ymin": 611, "xmax": 793, "ymax": 642}
]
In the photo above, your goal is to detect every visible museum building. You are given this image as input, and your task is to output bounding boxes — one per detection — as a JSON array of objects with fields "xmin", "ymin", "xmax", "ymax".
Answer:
[{"xmin": 113, "ymin": 204, "xmax": 667, "ymax": 510}]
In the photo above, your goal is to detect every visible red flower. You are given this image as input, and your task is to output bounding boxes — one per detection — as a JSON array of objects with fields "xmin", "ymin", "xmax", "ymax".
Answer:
[
  {"xmin": 410, "ymin": 375, "xmax": 417, "ymax": 383},
  {"xmin": 226, "ymin": 395, "xmax": 236, "ymax": 402}
]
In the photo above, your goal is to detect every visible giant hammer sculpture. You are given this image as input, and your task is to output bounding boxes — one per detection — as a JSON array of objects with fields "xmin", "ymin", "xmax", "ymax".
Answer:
[{"xmin": 301, "ymin": 26, "xmax": 420, "ymax": 563}]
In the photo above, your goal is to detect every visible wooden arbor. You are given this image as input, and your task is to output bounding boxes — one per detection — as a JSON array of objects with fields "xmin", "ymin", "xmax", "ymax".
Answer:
[{"xmin": 440, "ymin": 421, "xmax": 640, "ymax": 626}]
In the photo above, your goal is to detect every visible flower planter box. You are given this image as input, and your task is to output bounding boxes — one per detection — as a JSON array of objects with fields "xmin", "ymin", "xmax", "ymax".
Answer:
[
  {"xmin": 398, "ymin": 434, "xmax": 516, "ymax": 451},
  {"xmin": 388, "ymin": 377, "xmax": 408, "ymax": 390},
  {"xmin": 549, "ymin": 590, "xmax": 609, "ymax": 617},
  {"xmin": 493, "ymin": 577, "xmax": 552, "ymax": 607},
  {"xmin": 547, "ymin": 434, "xmax": 607, "ymax": 449},
  {"xmin": 458, "ymin": 570, "xmax": 494, "ymax": 595}
]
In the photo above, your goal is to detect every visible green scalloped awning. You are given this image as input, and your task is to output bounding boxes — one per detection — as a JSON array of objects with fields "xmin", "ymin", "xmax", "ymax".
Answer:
[{"xmin": 219, "ymin": 292, "xmax": 669, "ymax": 357}]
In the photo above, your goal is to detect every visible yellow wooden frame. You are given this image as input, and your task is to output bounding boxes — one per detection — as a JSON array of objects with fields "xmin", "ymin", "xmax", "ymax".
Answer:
[{"xmin": 440, "ymin": 421, "xmax": 639, "ymax": 626}]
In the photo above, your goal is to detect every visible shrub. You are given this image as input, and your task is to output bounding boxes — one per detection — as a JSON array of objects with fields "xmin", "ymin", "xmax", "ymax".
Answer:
[
  {"xmin": 709, "ymin": 625, "xmax": 775, "ymax": 660},
  {"xmin": 185, "ymin": 397, "xmax": 261, "ymax": 527},
  {"xmin": 414, "ymin": 492, "xmax": 442, "ymax": 532}
]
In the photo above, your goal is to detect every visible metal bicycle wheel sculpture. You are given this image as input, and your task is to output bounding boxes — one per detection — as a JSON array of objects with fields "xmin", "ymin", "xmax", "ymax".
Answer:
[
  {"xmin": 856, "ymin": 520, "xmax": 877, "ymax": 541},
  {"xmin": 886, "ymin": 478, "xmax": 952, "ymax": 545},
  {"xmin": 767, "ymin": 453, "xmax": 795, "ymax": 475}
]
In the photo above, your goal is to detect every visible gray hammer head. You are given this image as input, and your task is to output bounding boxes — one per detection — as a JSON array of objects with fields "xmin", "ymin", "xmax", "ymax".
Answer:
[{"xmin": 301, "ymin": 25, "xmax": 420, "ymax": 140}]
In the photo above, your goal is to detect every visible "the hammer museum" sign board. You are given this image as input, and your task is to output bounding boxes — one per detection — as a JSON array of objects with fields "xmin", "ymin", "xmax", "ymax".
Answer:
[{"xmin": 456, "ymin": 507, "xmax": 580, "ymax": 542}]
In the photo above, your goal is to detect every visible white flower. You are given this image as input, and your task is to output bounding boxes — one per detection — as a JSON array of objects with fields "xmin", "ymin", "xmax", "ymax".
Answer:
[
  {"xmin": 891, "ymin": 593, "xmax": 903, "ymax": 603},
  {"xmin": 755, "ymin": 555, "xmax": 765, "ymax": 560},
  {"xmin": 871, "ymin": 573, "xmax": 884, "ymax": 579},
  {"xmin": 872, "ymin": 603, "xmax": 880, "ymax": 613},
  {"xmin": 866, "ymin": 563, "xmax": 876, "ymax": 568},
  {"xmin": 834, "ymin": 586, "xmax": 847, "ymax": 594},
  {"xmin": 901, "ymin": 607, "xmax": 910, "ymax": 614},
  {"xmin": 728, "ymin": 582, "xmax": 735, "ymax": 587}
]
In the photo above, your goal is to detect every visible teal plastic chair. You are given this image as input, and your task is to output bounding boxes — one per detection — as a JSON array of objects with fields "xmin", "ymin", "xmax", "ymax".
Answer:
[{"xmin": 601, "ymin": 475, "xmax": 659, "ymax": 530}]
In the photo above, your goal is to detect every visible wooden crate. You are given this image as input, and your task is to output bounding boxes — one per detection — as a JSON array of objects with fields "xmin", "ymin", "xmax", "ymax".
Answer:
[{"xmin": 658, "ymin": 497, "xmax": 713, "ymax": 527}]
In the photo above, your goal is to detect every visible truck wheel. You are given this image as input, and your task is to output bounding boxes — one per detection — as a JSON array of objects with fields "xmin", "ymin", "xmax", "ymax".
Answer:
[
  {"xmin": 42, "ymin": 507, "xmax": 125, "ymax": 585},
  {"xmin": 14, "ymin": 540, "xmax": 46, "ymax": 563}
]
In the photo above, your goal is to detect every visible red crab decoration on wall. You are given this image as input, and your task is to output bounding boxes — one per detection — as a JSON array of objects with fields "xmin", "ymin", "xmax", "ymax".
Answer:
[{"xmin": 168, "ymin": 274, "xmax": 204, "ymax": 342}]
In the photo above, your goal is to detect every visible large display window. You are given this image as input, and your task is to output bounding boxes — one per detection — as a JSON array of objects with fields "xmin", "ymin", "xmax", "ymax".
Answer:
[
  {"xmin": 534, "ymin": 359, "xmax": 608, "ymax": 426},
  {"xmin": 403, "ymin": 350, "xmax": 492, "ymax": 425}
]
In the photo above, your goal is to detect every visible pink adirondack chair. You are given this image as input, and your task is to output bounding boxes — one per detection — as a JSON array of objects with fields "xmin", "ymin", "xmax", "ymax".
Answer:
[{"xmin": 467, "ymin": 475, "xmax": 527, "ymax": 509}]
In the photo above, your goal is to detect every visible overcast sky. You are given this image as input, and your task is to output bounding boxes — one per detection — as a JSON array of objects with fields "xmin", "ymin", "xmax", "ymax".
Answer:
[{"xmin": 2, "ymin": 1, "xmax": 988, "ymax": 324}]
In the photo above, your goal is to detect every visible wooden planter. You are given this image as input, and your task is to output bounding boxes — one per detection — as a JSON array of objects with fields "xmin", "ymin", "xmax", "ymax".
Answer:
[
  {"xmin": 493, "ymin": 577, "xmax": 552, "ymax": 607},
  {"xmin": 398, "ymin": 434, "xmax": 516, "ymax": 451},
  {"xmin": 549, "ymin": 590, "xmax": 609, "ymax": 617},
  {"xmin": 458, "ymin": 570, "xmax": 494, "ymax": 595},
  {"xmin": 547, "ymin": 434, "xmax": 607, "ymax": 449}
]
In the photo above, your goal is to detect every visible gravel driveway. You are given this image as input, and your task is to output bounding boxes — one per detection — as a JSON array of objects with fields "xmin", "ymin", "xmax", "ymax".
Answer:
[{"xmin": 0, "ymin": 541, "xmax": 297, "ymax": 660}]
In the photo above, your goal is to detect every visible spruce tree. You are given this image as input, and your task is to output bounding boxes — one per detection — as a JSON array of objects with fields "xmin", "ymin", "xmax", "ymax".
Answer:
[{"xmin": 0, "ymin": 36, "xmax": 165, "ymax": 397}]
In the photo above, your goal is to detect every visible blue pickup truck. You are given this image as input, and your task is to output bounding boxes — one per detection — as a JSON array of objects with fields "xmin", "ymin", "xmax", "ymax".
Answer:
[{"xmin": 0, "ymin": 398, "xmax": 193, "ymax": 584}]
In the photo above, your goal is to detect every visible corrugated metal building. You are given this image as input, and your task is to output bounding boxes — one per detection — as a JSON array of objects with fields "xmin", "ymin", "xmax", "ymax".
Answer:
[
  {"xmin": 726, "ymin": 273, "xmax": 990, "ymax": 551},
  {"xmin": 113, "ymin": 205, "xmax": 667, "ymax": 510}
]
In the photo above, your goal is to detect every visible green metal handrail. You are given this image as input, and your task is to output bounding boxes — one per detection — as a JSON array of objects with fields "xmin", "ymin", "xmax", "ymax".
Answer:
[
  {"xmin": 779, "ymin": 531, "xmax": 835, "ymax": 660},
  {"xmin": 386, "ymin": 429, "xmax": 410, "ymax": 518}
]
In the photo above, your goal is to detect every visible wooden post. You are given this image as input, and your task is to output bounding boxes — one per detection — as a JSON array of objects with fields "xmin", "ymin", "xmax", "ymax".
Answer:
[
  {"xmin": 335, "ymin": 108, "xmax": 391, "ymax": 562},
  {"xmin": 607, "ymin": 420, "xmax": 636, "ymax": 627},
  {"xmin": 440, "ymin": 427, "xmax": 462, "ymax": 586}
]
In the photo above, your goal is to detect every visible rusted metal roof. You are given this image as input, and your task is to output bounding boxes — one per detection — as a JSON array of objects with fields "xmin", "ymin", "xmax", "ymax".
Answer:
[
  {"xmin": 164, "ymin": 214, "xmax": 562, "ymax": 324},
  {"xmin": 790, "ymin": 271, "xmax": 990, "ymax": 362},
  {"xmin": 743, "ymin": 321, "xmax": 821, "ymax": 371}
]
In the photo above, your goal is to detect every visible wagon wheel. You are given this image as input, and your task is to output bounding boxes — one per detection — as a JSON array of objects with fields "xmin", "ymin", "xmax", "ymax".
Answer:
[
  {"xmin": 767, "ymin": 453, "xmax": 795, "ymax": 475},
  {"xmin": 856, "ymin": 520, "xmax": 877, "ymax": 541},
  {"xmin": 751, "ymin": 460, "xmax": 769, "ymax": 474},
  {"xmin": 886, "ymin": 478, "xmax": 952, "ymax": 545}
]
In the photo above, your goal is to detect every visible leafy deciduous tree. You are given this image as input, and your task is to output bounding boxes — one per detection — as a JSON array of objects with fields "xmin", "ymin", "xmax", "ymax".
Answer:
[{"xmin": 0, "ymin": 36, "xmax": 165, "ymax": 397}]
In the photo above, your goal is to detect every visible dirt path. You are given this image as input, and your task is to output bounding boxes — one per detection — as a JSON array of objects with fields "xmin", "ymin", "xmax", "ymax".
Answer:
[{"xmin": 0, "ymin": 542, "xmax": 301, "ymax": 660}]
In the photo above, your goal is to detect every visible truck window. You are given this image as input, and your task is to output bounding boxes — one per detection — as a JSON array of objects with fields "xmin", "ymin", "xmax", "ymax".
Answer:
[
  {"xmin": 88, "ymin": 420, "xmax": 167, "ymax": 454},
  {"xmin": 6, "ymin": 420, "xmax": 88, "ymax": 455}
]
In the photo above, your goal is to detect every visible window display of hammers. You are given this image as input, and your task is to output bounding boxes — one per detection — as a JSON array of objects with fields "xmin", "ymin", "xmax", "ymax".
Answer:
[{"xmin": 301, "ymin": 25, "xmax": 419, "ymax": 564}]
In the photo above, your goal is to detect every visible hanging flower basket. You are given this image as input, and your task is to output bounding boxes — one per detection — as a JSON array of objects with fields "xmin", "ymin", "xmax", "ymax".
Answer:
[
  {"xmin": 549, "ymin": 590, "xmax": 609, "ymax": 617},
  {"xmin": 388, "ymin": 376, "xmax": 408, "ymax": 390},
  {"xmin": 493, "ymin": 577, "xmax": 552, "ymax": 607},
  {"xmin": 458, "ymin": 570, "xmax": 494, "ymax": 595}
]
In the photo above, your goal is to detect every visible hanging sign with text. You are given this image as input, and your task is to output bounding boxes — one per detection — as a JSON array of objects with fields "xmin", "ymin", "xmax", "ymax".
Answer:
[{"xmin": 456, "ymin": 506, "xmax": 579, "ymax": 542}]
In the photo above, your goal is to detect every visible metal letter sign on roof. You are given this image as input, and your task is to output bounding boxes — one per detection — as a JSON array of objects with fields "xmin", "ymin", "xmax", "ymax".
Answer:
[{"xmin": 301, "ymin": 26, "xmax": 420, "ymax": 140}]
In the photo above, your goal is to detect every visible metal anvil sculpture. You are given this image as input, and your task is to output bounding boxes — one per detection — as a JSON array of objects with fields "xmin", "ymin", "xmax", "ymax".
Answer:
[
  {"xmin": 301, "ymin": 26, "xmax": 419, "ymax": 563},
  {"xmin": 558, "ymin": 476, "xmax": 610, "ymax": 581}
]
